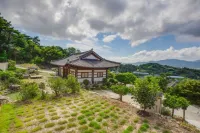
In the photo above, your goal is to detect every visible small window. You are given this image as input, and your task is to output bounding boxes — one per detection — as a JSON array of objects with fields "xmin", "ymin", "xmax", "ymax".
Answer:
[
  {"xmin": 97, "ymin": 72, "xmax": 103, "ymax": 77},
  {"xmin": 81, "ymin": 72, "xmax": 89, "ymax": 78},
  {"xmin": 70, "ymin": 70, "xmax": 75, "ymax": 75}
]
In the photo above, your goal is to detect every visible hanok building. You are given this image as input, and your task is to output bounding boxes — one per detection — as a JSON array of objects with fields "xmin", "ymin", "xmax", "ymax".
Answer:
[{"xmin": 51, "ymin": 49, "xmax": 120, "ymax": 83}]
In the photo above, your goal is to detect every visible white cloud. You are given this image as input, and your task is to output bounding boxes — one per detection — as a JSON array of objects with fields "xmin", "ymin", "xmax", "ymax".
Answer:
[
  {"xmin": 66, "ymin": 38, "xmax": 112, "ymax": 57},
  {"xmin": 108, "ymin": 46, "xmax": 200, "ymax": 63},
  {"xmin": 1, "ymin": 0, "xmax": 200, "ymax": 47},
  {"xmin": 103, "ymin": 34, "xmax": 118, "ymax": 43}
]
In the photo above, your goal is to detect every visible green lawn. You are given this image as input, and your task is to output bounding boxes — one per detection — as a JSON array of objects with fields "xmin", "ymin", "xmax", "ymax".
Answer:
[{"xmin": 0, "ymin": 91, "xmax": 194, "ymax": 133}]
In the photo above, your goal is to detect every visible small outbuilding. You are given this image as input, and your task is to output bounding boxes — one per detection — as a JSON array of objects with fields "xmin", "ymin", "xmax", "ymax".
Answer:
[{"xmin": 51, "ymin": 49, "xmax": 120, "ymax": 83}]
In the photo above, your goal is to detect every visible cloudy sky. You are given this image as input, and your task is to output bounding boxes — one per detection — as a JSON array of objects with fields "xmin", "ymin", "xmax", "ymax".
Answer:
[{"xmin": 1, "ymin": 0, "xmax": 200, "ymax": 63}]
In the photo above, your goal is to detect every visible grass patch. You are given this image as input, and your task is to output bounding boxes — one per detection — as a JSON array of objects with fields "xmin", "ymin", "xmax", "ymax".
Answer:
[
  {"xmin": 51, "ymin": 116, "xmax": 60, "ymax": 120},
  {"xmin": 79, "ymin": 125, "xmax": 88, "ymax": 131},
  {"xmin": 96, "ymin": 117, "xmax": 103, "ymax": 122},
  {"xmin": 139, "ymin": 123, "xmax": 149, "ymax": 132},
  {"xmin": 14, "ymin": 117, "xmax": 23, "ymax": 128},
  {"xmin": 36, "ymin": 115, "xmax": 45, "ymax": 119},
  {"xmin": 0, "ymin": 104, "xmax": 16, "ymax": 133},
  {"xmin": 79, "ymin": 119, "xmax": 87, "ymax": 125},
  {"xmin": 71, "ymin": 112, "xmax": 78, "ymax": 116},
  {"xmin": 55, "ymin": 126, "xmax": 65, "ymax": 131},
  {"xmin": 134, "ymin": 117, "xmax": 140, "ymax": 123},
  {"xmin": 67, "ymin": 123, "xmax": 77, "ymax": 128},
  {"xmin": 39, "ymin": 118, "xmax": 47, "ymax": 123},
  {"xmin": 89, "ymin": 121, "xmax": 101, "ymax": 129},
  {"xmin": 45, "ymin": 123, "xmax": 55, "ymax": 128},
  {"xmin": 26, "ymin": 121, "xmax": 34, "ymax": 127},
  {"xmin": 88, "ymin": 116, "xmax": 95, "ymax": 121},
  {"xmin": 102, "ymin": 121, "xmax": 108, "ymax": 126},
  {"xmin": 24, "ymin": 117, "xmax": 33, "ymax": 122},
  {"xmin": 119, "ymin": 119, "xmax": 127, "ymax": 125},
  {"xmin": 68, "ymin": 117, "xmax": 76, "ymax": 122},
  {"xmin": 58, "ymin": 120, "xmax": 67, "ymax": 125},
  {"xmin": 30, "ymin": 126, "xmax": 42, "ymax": 132},
  {"xmin": 82, "ymin": 128, "xmax": 94, "ymax": 133},
  {"xmin": 78, "ymin": 115, "xmax": 85, "ymax": 120}
]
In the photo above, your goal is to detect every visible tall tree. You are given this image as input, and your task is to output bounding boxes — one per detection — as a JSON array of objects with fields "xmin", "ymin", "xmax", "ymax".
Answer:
[{"xmin": 132, "ymin": 76, "xmax": 160, "ymax": 111}]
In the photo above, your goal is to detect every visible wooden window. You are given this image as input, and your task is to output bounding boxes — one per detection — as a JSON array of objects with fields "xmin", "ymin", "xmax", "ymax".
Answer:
[
  {"xmin": 97, "ymin": 72, "xmax": 103, "ymax": 77},
  {"xmin": 81, "ymin": 72, "xmax": 89, "ymax": 78},
  {"xmin": 70, "ymin": 70, "xmax": 75, "ymax": 75}
]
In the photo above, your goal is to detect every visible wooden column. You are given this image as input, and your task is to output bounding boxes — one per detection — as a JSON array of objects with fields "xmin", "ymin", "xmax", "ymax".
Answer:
[
  {"xmin": 92, "ymin": 69, "xmax": 94, "ymax": 84},
  {"xmin": 63, "ymin": 66, "xmax": 65, "ymax": 77},
  {"xmin": 106, "ymin": 69, "xmax": 108, "ymax": 78},
  {"xmin": 75, "ymin": 67, "xmax": 78, "ymax": 78}
]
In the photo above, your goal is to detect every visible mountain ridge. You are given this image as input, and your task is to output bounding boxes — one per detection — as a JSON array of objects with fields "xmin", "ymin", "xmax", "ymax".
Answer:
[{"xmin": 132, "ymin": 59, "xmax": 200, "ymax": 69}]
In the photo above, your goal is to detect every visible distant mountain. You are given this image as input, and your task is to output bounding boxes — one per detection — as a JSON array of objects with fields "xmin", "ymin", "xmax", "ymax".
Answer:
[{"xmin": 133, "ymin": 59, "xmax": 200, "ymax": 69}]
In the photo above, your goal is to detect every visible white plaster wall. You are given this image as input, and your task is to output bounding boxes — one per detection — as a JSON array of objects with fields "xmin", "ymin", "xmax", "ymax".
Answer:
[
  {"xmin": 78, "ymin": 78, "xmax": 92, "ymax": 83},
  {"xmin": 94, "ymin": 77, "xmax": 104, "ymax": 82}
]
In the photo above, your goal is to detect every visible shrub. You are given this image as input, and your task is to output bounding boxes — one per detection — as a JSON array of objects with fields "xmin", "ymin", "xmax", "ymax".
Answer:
[
  {"xmin": 48, "ymin": 77, "xmax": 66, "ymax": 96},
  {"xmin": 8, "ymin": 77, "xmax": 20, "ymax": 84},
  {"xmin": 39, "ymin": 82, "xmax": 45, "ymax": 90},
  {"xmin": 19, "ymin": 82, "xmax": 40, "ymax": 101},
  {"xmin": 66, "ymin": 74, "xmax": 80, "ymax": 93},
  {"xmin": 40, "ymin": 90, "xmax": 48, "ymax": 100},
  {"xmin": 0, "ymin": 71, "xmax": 15, "ymax": 81},
  {"xmin": 8, "ymin": 60, "xmax": 16, "ymax": 71},
  {"xmin": 161, "ymin": 107, "xmax": 171, "ymax": 116},
  {"xmin": 109, "ymin": 78, "xmax": 118, "ymax": 84},
  {"xmin": 83, "ymin": 79, "xmax": 90, "ymax": 89}
]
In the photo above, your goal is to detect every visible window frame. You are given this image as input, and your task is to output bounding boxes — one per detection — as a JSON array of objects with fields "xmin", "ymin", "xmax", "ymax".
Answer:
[
  {"xmin": 97, "ymin": 72, "xmax": 103, "ymax": 77},
  {"xmin": 81, "ymin": 72, "xmax": 89, "ymax": 78}
]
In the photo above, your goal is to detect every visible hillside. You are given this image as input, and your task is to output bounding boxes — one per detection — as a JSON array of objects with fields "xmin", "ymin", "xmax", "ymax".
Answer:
[
  {"xmin": 133, "ymin": 59, "xmax": 200, "ymax": 69},
  {"xmin": 115, "ymin": 63, "xmax": 200, "ymax": 79}
]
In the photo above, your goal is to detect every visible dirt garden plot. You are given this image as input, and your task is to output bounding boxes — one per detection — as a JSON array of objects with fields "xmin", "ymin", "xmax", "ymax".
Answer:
[{"xmin": 1, "ymin": 91, "xmax": 199, "ymax": 133}]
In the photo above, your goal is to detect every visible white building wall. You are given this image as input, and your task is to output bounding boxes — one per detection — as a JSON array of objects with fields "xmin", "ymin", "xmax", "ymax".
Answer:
[
  {"xmin": 77, "ymin": 70, "xmax": 92, "ymax": 83},
  {"xmin": 94, "ymin": 69, "xmax": 106, "ymax": 83},
  {"xmin": 76, "ymin": 69, "xmax": 107, "ymax": 83}
]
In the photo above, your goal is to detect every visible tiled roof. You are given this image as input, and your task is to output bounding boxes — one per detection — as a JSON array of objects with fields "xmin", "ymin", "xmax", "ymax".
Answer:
[{"xmin": 51, "ymin": 49, "xmax": 120, "ymax": 68}]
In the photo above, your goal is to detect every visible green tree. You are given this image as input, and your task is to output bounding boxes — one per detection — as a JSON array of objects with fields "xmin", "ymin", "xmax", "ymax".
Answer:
[
  {"xmin": 177, "ymin": 97, "xmax": 190, "ymax": 121},
  {"xmin": 48, "ymin": 77, "xmax": 65, "ymax": 96},
  {"xmin": 163, "ymin": 94, "xmax": 180, "ymax": 118},
  {"xmin": 168, "ymin": 79, "xmax": 200, "ymax": 105},
  {"xmin": 115, "ymin": 72, "xmax": 137, "ymax": 84},
  {"xmin": 111, "ymin": 84, "xmax": 129, "ymax": 101},
  {"xmin": 19, "ymin": 82, "xmax": 40, "ymax": 101},
  {"xmin": 66, "ymin": 74, "xmax": 80, "ymax": 93},
  {"xmin": 157, "ymin": 74, "xmax": 169, "ymax": 92},
  {"xmin": 132, "ymin": 77, "xmax": 160, "ymax": 111}
]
